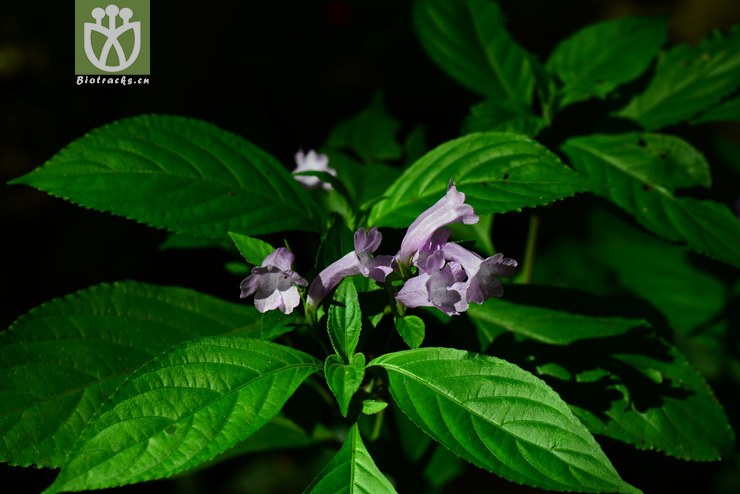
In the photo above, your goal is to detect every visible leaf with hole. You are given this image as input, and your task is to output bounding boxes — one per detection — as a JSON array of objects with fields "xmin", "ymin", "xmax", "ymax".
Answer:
[{"xmin": 369, "ymin": 132, "xmax": 593, "ymax": 227}]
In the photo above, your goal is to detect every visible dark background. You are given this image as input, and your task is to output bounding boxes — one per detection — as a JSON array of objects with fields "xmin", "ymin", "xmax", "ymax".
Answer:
[{"xmin": 2, "ymin": 0, "xmax": 740, "ymax": 492}]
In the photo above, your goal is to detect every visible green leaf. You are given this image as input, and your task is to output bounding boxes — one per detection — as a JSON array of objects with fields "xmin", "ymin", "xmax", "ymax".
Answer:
[
  {"xmin": 563, "ymin": 133, "xmax": 740, "ymax": 267},
  {"xmin": 491, "ymin": 330, "xmax": 734, "ymax": 461},
  {"xmin": 326, "ymin": 94, "xmax": 402, "ymax": 163},
  {"xmin": 304, "ymin": 423, "xmax": 396, "ymax": 494},
  {"xmin": 572, "ymin": 344, "xmax": 735, "ymax": 461},
  {"xmin": 392, "ymin": 401, "xmax": 433, "ymax": 462},
  {"xmin": 468, "ymin": 298, "xmax": 650, "ymax": 346},
  {"xmin": 9, "ymin": 115, "xmax": 323, "ymax": 238},
  {"xmin": 447, "ymin": 213, "xmax": 495, "ymax": 256},
  {"xmin": 44, "ymin": 337, "xmax": 321, "ymax": 493},
  {"xmin": 0, "ymin": 281, "xmax": 261, "ymax": 468},
  {"xmin": 618, "ymin": 26, "xmax": 740, "ymax": 129},
  {"xmin": 547, "ymin": 16, "xmax": 668, "ymax": 108},
  {"xmin": 370, "ymin": 348, "xmax": 639, "ymax": 494},
  {"xmin": 315, "ymin": 214, "xmax": 355, "ymax": 271},
  {"xmin": 462, "ymin": 99, "xmax": 545, "ymax": 137},
  {"xmin": 413, "ymin": 0, "xmax": 537, "ymax": 104},
  {"xmin": 325, "ymin": 354, "xmax": 367, "ymax": 418},
  {"xmin": 693, "ymin": 94, "xmax": 740, "ymax": 123},
  {"xmin": 261, "ymin": 310, "xmax": 305, "ymax": 340},
  {"xmin": 361, "ymin": 400, "xmax": 388, "ymax": 415},
  {"xmin": 328, "ymin": 278, "xmax": 363, "ymax": 361},
  {"xmin": 159, "ymin": 232, "xmax": 232, "ymax": 251},
  {"xmin": 369, "ymin": 132, "xmax": 593, "ymax": 227},
  {"xmin": 228, "ymin": 232, "xmax": 275, "ymax": 266},
  {"xmin": 588, "ymin": 210, "xmax": 727, "ymax": 333},
  {"xmin": 423, "ymin": 445, "xmax": 465, "ymax": 488},
  {"xmin": 394, "ymin": 315, "xmax": 425, "ymax": 349}
]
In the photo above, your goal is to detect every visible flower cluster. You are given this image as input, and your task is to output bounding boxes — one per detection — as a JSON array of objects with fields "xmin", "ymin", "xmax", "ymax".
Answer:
[{"xmin": 240, "ymin": 179, "xmax": 517, "ymax": 317}]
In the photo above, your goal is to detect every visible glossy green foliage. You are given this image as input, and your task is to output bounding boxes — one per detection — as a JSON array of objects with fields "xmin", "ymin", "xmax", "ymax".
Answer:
[
  {"xmin": 44, "ymin": 337, "xmax": 320, "ymax": 493},
  {"xmin": 0, "ymin": 282, "xmax": 261, "ymax": 468},
  {"xmin": 369, "ymin": 132, "xmax": 593, "ymax": 227},
  {"xmin": 10, "ymin": 115, "xmax": 323, "ymax": 238},
  {"xmin": 325, "ymin": 354, "xmax": 366, "ymax": 417},
  {"xmin": 305, "ymin": 423, "xmax": 397, "ymax": 494},
  {"xmin": 370, "ymin": 348, "xmax": 639, "ymax": 493},
  {"xmin": 414, "ymin": 0, "xmax": 537, "ymax": 104},
  {"xmin": 229, "ymin": 231, "xmax": 275, "ymax": 265},
  {"xmin": 328, "ymin": 278, "xmax": 363, "ymax": 361}
]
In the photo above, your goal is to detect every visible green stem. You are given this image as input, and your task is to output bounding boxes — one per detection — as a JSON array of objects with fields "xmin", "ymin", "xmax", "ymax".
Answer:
[
  {"xmin": 369, "ymin": 409, "xmax": 385, "ymax": 442},
  {"xmin": 520, "ymin": 214, "xmax": 539, "ymax": 284}
]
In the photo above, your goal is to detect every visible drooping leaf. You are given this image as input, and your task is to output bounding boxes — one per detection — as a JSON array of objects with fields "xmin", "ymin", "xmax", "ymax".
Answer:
[
  {"xmin": 44, "ymin": 337, "xmax": 321, "ymax": 493},
  {"xmin": 618, "ymin": 25, "xmax": 740, "ymax": 129},
  {"xmin": 468, "ymin": 297, "xmax": 650, "ymax": 346},
  {"xmin": 489, "ymin": 331, "xmax": 734, "ymax": 461},
  {"xmin": 328, "ymin": 278, "xmax": 363, "ymax": 361},
  {"xmin": 325, "ymin": 354, "xmax": 367, "ymax": 418},
  {"xmin": 547, "ymin": 16, "xmax": 668, "ymax": 108},
  {"xmin": 394, "ymin": 315, "xmax": 425, "ymax": 349},
  {"xmin": 325, "ymin": 94, "xmax": 402, "ymax": 163},
  {"xmin": 413, "ymin": 0, "xmax": 538, "ymax": 104},
  {"xmin": 462, "ymin": 99, "xmax": 545, "ymax": 137},
  {"xmin": 9, "ymin": 115, "xmax": 323, "ymax": 238},
  {"xmin": 304, "ymin": 423, "xmax": 396, "ymax": 494},
  {"xmin": 370, "ymin": 348, "xmax": 639, "ymax": 493},
  {"xmin": 0, "ymin": 281, "xmax": 261, "ymax": 468},
  {"xmin": 369, "ymin": 132, "xmax": 593, "ymax": 227},
  {"xmin": 563, "ymin": 133, "xmax": 740, "ymax": 267},
  {"xmin": 692, "ymin": 94, "xmax": 740, "ymax": 123},
  {"xmin": 229, "ymin": 231, "xmax": 275, "ymax": 266}
]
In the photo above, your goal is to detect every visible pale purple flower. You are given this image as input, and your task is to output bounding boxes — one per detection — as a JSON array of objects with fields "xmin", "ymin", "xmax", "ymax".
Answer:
[
  {"xmin": 240, "ymin": 247, "xmax": 308, "ymax": 314},
  {"xmin": 293, "ymin": 149, "xmax": 337, "ymax": 190},
  {"xmin": 306, "ymin": 227, "xmax": 393, "ymax": 308},
  {"xmin": 394, "ymin": 180, "xmax": 517, "ymax": 315},
  {"xmin": 397, "ymin": 179, "xmax": 478, "ymax": 265}
]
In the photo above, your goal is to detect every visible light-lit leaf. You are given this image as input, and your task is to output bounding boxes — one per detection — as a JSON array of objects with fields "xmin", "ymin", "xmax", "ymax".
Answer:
[
  {"xmin": 328, "ymin": 278, "xmax": 363, "ymax": 361},
  {"xmin": 370, "ymin": 348, "xmax": 639, "ymax": 493},
  {"xmin": 563, "ymin": 133, "xmax": 740, "ymax": 267},
  {"xmin": 304, "ymin": 423, "xmax": 396, "ymax": 494},
  {"xmin": 394, "ymin": 315, "xmax": 425, "ymax": 349},
  {"xmin": 229, "ymin": 232, "xmax": 275, "ymax": 266},
  {"xmin": 369, "ymin": 132, "xmax": 593, "ymax": 227},
  {"xmin": 362, "ymin": 400, "xmax": 388, "ymax": 415},
  {"xmin": 413, "ymin": 0, "xmax": 537, "ymax": 104},
  {"xmin": 0, "ymin": 281, "xmax": 261, "ymax": 468},
  {"xmin": 325, "ymin": 354, "xmax": 366, "ymax": 418},
  {"xmin": 468, "ymin": 297, "xmax": 650, "ymax": 346},
  {"xmin": 9, "ymin": 115, "xmax": 323, "ymax": 238},
  {"xmin": 44, "ymin": 337, "xmax": 321, "ymax": 493},
  {"xmin": 547, "ymin": 16, "xmax": 668, "ymax": 108},
  {"xmin": 261, "ymin": 310, "xmax": 305, "ymax": 340},
  {"xmin": 618, "ymin": 26, "xmax": 740, "ymax": 129}
]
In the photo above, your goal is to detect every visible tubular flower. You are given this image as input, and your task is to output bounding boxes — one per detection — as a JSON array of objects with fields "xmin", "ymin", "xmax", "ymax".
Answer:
[
  {"xmin": 306, "ymin": 227, "xmax": 393, "ymax": 308},
  {"xmin": 394, "ymin": 180, "xmax": 518, "ymax": 315},
  {"xmin": 240, "ymin": 247, "xmax": 308, "ymax": 314},
  {"xmin": 397, "ymin": 179, "xmax": 478, "ymax": 266},
  {"xmin": 292, "ymin": 149, "xmax": 337, "ymax": 190}
]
